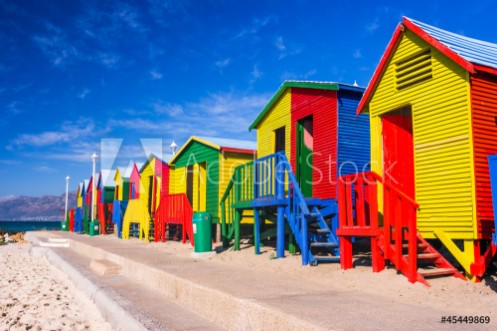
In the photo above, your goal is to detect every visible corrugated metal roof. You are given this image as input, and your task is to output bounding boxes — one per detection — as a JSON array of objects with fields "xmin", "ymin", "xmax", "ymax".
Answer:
[
  {"xmin": 408, "ymin": 17, "xmax": 497, "ymax": 70},
  {"xmin": 196, "ymin": 136, "xmax": 257, "ymax": 150}
]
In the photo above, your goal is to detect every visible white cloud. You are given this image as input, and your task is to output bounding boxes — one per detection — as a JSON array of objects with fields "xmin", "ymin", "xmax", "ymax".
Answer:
[
  {"xmin": 7, "ymin": 101, "xmax": 22, "ymax": 114},
  {"xmin": 109, "ymin": 91, "xmax": 270, "ymax": 138},
  {"xmin": 150, "ymin": 69, "xmax": 163, "ymax": 80},
  {"xmin": 275, "ymin": 36, "xmax": 301, "ymax": 59},
  {"xmin": 33, "ymin": 165, "xmax": 57, "ymax": 173},
  {"xmin": 78, "ymin": 88, "xmax": 91, "ymax": 99},
  {"xmin": 281, "ymin": 69, "xmax": 317, "ymax": 81},
  {"xmin": 353, "ymin": 49, "xmax": 362, "ymax": 59},
  {"xmin": 215, "ymin": 58, "xmax": 231, "ymax": 73},
  {"xmin": 367, "ymin": 18, "xmax": 379, "ymax": 33},
  {"xmin": 233, "ymin": 16, "xmax": 275, "ymax": 40},
  {"xmin": 33, "ymin": 23, "xmax": 80, "ymax": 67},
  {"xmin": 99, "ymin": 53, "xmax": 120, "ymax": 69},
  {"xmin": 9, "ymin": 118, "xmax": 97, "ymax": 149},
  {"xmin": 250, "ymin": 65, "xmax": 263, "ymax": 83},
  {"xmin": 275, "ymin": 36, "xmax": 286, "ymax": 51},
  {"xmin": 152, "ymin": 101, "xmax": 183, "ymax": 116}
]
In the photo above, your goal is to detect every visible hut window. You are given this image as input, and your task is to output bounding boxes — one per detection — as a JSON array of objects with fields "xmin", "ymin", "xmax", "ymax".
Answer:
[
  {"xmin": 395, "ymin": 49, "xmax": 433, "ymax": 90},
  {"xmin": 274, "ymin": 126, "xmax": 285, "ymax": 153}
]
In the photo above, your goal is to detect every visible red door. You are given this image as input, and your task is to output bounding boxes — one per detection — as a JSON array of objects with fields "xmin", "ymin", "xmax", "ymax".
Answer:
[{"xmin": 382, "ymin": 113, "xmax": 415, "ymax": 199}]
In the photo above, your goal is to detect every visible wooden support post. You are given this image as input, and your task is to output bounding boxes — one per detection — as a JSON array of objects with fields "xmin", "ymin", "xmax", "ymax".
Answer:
[
  {"xmin": 234, "ymin": 210, "xmax": 241, "ymax": 251},
  {"xmin": 276, "ymin": 155, "xmax": 285, "ymax": 259},
  {"xmin": 301, "ymin": 215, "xmax": 308, "ymax": 265},
  {"xmin": 340, "ymin": 236, "xmax": 353, "ymax": 269},
  {"xmin": 221, "ymin": 203, "xmax": 228, "ymax": 247},
  {"xmin": 254, "ymin": 209, "xmax": 261, "ymax": 255}
]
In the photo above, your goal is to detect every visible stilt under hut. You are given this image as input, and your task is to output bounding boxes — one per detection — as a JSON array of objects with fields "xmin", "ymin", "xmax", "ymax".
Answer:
[
  {"xmin": 221, "ymin": 81, "xmax": 368, "ymax": 266},
  {"xmin": 169, "ymin": 136, "xmax": 256, "ymax": 244},
  {"xmin": 344, "ymin": 17, "xmax": 497, "ymax": 284}
]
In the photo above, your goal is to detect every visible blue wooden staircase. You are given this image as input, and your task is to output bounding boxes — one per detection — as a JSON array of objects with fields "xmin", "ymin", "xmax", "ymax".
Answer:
[{"xmin": 221, "ymin": 152, "xmax": 340, "ymax": 265}]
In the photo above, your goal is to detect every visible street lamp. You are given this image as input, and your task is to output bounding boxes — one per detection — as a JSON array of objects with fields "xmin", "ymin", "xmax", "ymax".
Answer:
[
  {"xmin": 170, "ymin": 140, "xmax": 178, "ymax": 155},
  {"xmin": 65, "ymin": 176, "xmax": 70, "ymax": 222},
  {"xmin": 91, "ymin": 153, "xmax": 98, "ymax": 222}
]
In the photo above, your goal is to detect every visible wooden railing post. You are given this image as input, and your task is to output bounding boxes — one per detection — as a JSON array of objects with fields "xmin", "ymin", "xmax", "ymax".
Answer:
[
  {"xmin": 276, "ymin": 154, "xmax": 285, "ymax": 258},
  {"xmin": 408, "ymin": 204, "xmax": 417, "ymax": 283}
]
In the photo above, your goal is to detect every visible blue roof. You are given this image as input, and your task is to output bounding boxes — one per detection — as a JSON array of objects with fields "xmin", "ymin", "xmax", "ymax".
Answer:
[{"xmin": 408, "ymin": 17, "xmax": 497, "ymax": 70}]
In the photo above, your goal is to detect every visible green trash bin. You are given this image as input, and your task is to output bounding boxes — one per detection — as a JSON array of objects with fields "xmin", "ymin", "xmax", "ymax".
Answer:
[
  {"xmin": 61, "ymin": 221, "xmax": 68, "ymax": 232},
  {"xmin": 89, "ymin": 220, "xmax": 100, "ymax": 236},
  {"xmin": 193, "ymin": 212, "xmax": 212, "ymax": 253}
]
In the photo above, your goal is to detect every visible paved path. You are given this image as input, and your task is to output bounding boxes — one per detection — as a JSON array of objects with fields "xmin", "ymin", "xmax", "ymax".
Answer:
[{"xmin": 26, "ymin": 231, "xmax": 496, "ymax": 331}]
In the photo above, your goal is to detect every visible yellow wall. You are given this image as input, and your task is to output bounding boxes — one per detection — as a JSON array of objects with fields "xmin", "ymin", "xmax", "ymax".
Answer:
[
  {"xmin": 139, "ymin": 159, "xmax": 154, "ymax": 216},
  {"xmin": 366, "ymin": 29, "xmax": 474, "ymax": 239},
  {"xmin": 114, "ymin": 170, "xmax": 123, "ymax": 201},
  {"xmin": 256, "ymin": 89, "xmax": 291, "ymax": 159},
  {"xmin": 218, "ymin": 151, "xmax": 255, "ymax": 222},
  {"xmin": 169, "ymin": 166, "xmax": 186, "ymax": 194}
]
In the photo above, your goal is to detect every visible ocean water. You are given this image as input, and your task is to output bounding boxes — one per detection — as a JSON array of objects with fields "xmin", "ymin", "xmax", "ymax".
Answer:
[{"xmin": 0, "ymin": 221, "xmax": 61, "ymax": 233}]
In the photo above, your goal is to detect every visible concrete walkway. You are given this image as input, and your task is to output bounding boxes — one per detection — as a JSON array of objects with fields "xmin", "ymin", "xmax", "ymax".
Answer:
[{"xmin": 26, "ymin": 231, "xmax": 495, "ymax": 331}]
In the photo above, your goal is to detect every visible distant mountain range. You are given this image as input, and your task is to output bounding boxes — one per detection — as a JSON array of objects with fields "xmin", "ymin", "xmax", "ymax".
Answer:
[{"xmin": 0, "ymin": 192, "xmax": 77, "ymax": 221}]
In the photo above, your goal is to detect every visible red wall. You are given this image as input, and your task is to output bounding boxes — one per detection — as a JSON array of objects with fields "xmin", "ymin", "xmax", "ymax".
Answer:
[
  {"xmin": 290, "ymin": 88, "xmax": 337, "ymax": 199},
  {"xmin": 155, "ymin": 160, "xmax": 170, "ymax": 196},
  {"xmin": 471, "ymin": 72, "xmax": 497, "ymax": 239},
  {"xmin": 129, "ymin": 165, "xmax": 140, "ymax": 199}
]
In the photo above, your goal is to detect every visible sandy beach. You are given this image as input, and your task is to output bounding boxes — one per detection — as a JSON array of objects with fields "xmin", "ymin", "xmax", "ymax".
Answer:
[{"xmin": 0, "ymin": 243, "xmax": 113, "ymax": 331}]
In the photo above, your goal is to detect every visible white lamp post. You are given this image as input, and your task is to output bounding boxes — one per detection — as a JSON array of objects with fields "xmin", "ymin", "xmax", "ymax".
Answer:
[
  {"xmin": 170, "ymin": 140, "xmax": 178, "ymax": 155},
  {"xmin": 91, "ymin": 153, "xmax": 98, "ymax": 222},
  {"xmin": 65, "ymin": 176, "xmax": 70, "ymax": 222}
]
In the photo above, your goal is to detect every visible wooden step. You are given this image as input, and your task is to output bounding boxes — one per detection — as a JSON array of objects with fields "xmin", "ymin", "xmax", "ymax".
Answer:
[
  {"xmin": 313, "ymin": 256, "xmax": 340, "ymax": 264},
  {"xmin": 310, "ymin": 242, "xmax": 339, "ymax": 249},
  {"xmin": 417, "ymin": 253, "xmax": 439, "ymax": 260},
  {"xmin": 402, "ymin": 243, "xmax": 428, "ymax": 249},
  {"xmin": 417, "ymin": 267, "xmax": 455, "ymax": 277},
  {"xmin": 309, "ymin": 228, "xmax": 331, "ymax": 234},
  {"xmin": 309, "ymin": 213, "xmax": 321, "ymax": 220}
]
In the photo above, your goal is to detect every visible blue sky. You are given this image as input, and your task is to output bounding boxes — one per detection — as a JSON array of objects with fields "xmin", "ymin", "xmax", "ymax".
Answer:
[{"xmin": 1, "ymin": 0, "xmax": 496, "ymax": 196}]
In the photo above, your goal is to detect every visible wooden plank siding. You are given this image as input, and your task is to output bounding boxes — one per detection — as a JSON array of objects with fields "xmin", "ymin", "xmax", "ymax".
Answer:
[
  {"xmin": 367, "ymin": 29, "xmax": 475, "ymax": 239},
  {"xmin": 172, "ymin": 141, "xmax": 220, "ymax": 222},
  {"xmin": 218, "ymin": 151, "xmax": 255, "ymax": 223},
  {"xmin": 337, "ymin": 89, "xmax": 370, "ymax": 178},
  {"xmin": 470, "ymin": 72, "xmax": 497, "ymax": 239},
  {"xmin": 256, "ymin": 89, "xmax": 291, "ymax": 159},
  {"xmin": 290, "ymin": 88, "xmax": 338, "ymax": 199}
]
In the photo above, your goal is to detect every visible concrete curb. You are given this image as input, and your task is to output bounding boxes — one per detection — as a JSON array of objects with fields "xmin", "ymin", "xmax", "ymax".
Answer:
[{"xmin": 26, "ymin": 233, "xmax": 147, "ymax": 331}]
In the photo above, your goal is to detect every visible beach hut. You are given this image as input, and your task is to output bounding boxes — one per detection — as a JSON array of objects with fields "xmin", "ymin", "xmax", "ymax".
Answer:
[
  {"xmin": 169, "ymin": 136, "xmax": 256, "ymax": 242},
  {"xmin": 83, "ymin": 177, "xmax": 94, "ymax": 234},
  {"xmin": 96, "ymin": 170, "xmax": 116, "ymax": 235},
  {"xmin": 348, "ymin": 17, "xmax": 497, "ymax": 282},
  {"xmin": 74, "ymin": 182, "xmax": 85, "ymax": 233},
  {"xmin": 220, "ymin": 81, "xmax": 367, "ymax": 264},
  {"xmin": 112, "ymin": 163, "xmax": 132, "ymax": 238},
  {"xmin": 122, "ymin": 157, "xmax": 169, "ymax": 242},
  {"xmin": 249, "ymin": 80, "xmax": 368, "ymax": 198}
]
